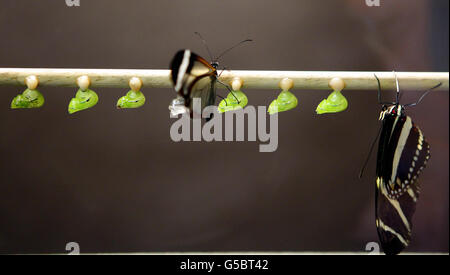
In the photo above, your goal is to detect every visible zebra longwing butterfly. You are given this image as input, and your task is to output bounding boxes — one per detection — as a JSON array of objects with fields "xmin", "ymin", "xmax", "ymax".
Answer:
[{"xmin": 369, "ymin": 73, "xmax": 441, "ymax": 255}]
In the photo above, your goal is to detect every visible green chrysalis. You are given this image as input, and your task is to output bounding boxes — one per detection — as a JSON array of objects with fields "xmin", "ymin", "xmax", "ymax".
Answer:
[
  {"xmin": 218, "ymin": 90, "xmax": 248, "ymax": 113},
  {"xmin": 316, "ymin": 90, "xmax": 348, "ymax": 114},
  {"xmin": 268, "ymin": 90, "xmax": 298, "ymax": 115},
  {"xmin": 117, "ymin": 90, "xmax": 146, "ymax": 109},
  {"xmin": 11, "ymin": 88, "xmax": 45, "ymax": 109},
  {"xmin": 68, "ymin": 88, "xmax": 99, "ymax": 114}
]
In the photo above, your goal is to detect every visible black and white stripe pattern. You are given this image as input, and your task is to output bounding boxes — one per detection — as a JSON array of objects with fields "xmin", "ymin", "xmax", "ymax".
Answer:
[
  {"xmin": 174, "ymin": 50, "xmax": 192, "ymax": 93},
  {"xmin": 169, "ymin": 49, "xmax": 217, "ymax": 119},
  {"xmin": 375, "ymin": 105, "xmax": 430, "ymax": 255}
]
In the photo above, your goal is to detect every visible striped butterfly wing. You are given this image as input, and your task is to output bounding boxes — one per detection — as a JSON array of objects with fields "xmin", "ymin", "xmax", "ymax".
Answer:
[
  {"xmin": 188, "ymin": 74, "xmax": 217, "ymax": 119},
  {"xmin": 170, "ymin": 50, "xmax": 217, "ymax": 119},
  {"xmin": 375, "ymin": 113, "xmax": 430, "ymax": 255}
]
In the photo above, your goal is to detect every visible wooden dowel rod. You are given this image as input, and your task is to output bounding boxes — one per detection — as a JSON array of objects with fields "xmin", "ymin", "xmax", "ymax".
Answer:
[{"xmin": 0, "ymin": 68, "xmax": 448, "ymax": 91}]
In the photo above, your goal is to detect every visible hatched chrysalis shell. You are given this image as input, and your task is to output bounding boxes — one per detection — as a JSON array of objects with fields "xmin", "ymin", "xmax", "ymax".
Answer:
[{"xmin": 169, "ymin": 96, "xmax": 189, "ymax": 116}]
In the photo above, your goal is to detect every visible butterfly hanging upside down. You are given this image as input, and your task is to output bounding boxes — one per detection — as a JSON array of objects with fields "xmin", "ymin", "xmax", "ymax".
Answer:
[{"xmin": 363, "ymin": 72, "xmax": 442, "ymax": 255}]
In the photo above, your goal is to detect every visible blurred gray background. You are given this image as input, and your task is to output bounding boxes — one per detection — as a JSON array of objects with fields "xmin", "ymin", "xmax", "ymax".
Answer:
[{"xmin": 0, "ymin": 0, "xmax": 448, "ymax": 253}]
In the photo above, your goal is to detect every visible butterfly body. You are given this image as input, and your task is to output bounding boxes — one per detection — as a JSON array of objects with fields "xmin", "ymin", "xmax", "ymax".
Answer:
[
  {"xmin": 169, "ymin": 49, "xmax": 218, "ymax": 119},
  {"xmin": 375, "ymin": 104, "xmax": 430, "ymax": 255}
]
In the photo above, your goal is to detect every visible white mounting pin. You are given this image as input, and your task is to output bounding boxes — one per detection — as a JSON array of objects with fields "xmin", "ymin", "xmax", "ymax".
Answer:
[
  {"xmin": 77, "ymin": 75, "xmax": 91, "ymax": 91},
  {"xmin": 129, "ymin": 77, "xmax": 143, "ymax": 91},
  {"xmin": 25, "ymin": 75, "xmax": 39, "ymax": 90}
]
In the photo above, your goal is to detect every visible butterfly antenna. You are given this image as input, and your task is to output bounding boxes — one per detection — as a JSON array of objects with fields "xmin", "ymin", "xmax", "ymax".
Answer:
[
  {"xmin": 375, "ymin": 74, "xmax": 382, "ymax": 104},
  {"xmin": 405, "ymin": 82, "xmax": 442, "ymax": 107},
  {"xmin": 215, "ymin": 39, "xmax": 253, "ymax": 62},
  {"xmin": 375, "ymin": 73, "xmax": 397, "ymax": 105},
  {"xmin": 393, "ymin": 70, "xmax": 400, "ymax": 104},
  {"xmin": 359, "ymin": 123, "xmax": 383, "ymax": 179},
  {"xmin": 194, "ymin": 32, "xmax": 214, "ymax": 61}
]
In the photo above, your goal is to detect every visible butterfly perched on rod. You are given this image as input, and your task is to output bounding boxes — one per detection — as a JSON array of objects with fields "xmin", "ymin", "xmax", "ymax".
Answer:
[
  {"xmin": 361, "ymin": 72, "xmax": 442, "ymax": 255},
  {"xmin": 169, "ymin": 49, "xmax": 218, "ymax": 119},
  {"xmin": 168, "ymin": 34, "xmax": 252, "ymax": 119}
]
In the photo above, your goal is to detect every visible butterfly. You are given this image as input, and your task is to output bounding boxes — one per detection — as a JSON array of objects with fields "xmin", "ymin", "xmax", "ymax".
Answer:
[
  {"xmin": 168, "ymin": 34, "xmax": 252, "ymax": 119},
  {"xmin": 361, "ymin": 72, "xmax": 442, "ymax": 255},
  {"xmin": 169, "ymin": 49, "xmax": 218, "ymax": 119}
]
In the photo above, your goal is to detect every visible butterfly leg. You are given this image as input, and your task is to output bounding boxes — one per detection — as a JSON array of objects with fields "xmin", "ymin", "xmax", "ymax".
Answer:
[
  {"xmin": 217, "ymin": 66, "xmax": 228, "ymax": 78},
  {"xmin": 217, "ymin": 66, "xmax": 241, "ymax": 104},
  {"xmin": 393, "ymin": 70, "xmax": 400, "ymax": 104},
  {"xmin": 359, "ymin": 122, "xmax": 383, "ymax": 179},
  {"xmin": 216, "ymin": 78, "xmax": 241, "ymax": 104},
  {"xmin": 215, "ymin": 94, "xmax": 229, "ymax": 106}
]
